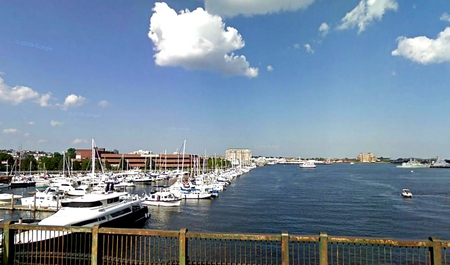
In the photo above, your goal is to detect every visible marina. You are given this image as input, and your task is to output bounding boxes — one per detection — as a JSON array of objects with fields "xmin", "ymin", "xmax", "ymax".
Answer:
[{"xmin": 1, "ymin": 163, "xmax": 450, "ymax": 240}]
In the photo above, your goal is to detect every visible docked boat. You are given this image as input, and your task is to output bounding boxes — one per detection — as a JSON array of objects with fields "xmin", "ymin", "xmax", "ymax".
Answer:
[
  {"xmin": 15, "ymin": 183, "xmax": 150, "ymax": 243},
  {"xmin": 0, "ymin": 192, "xmax": 23, "ymax": 203},
  {"xmin": 401, "ymin": 189, "xmax": 413, "ymax": 198},
  {"xmin": 67, "ymin": 185, "xmax": 88, "ymax": 196},
  {"xmin": 142, "ymin": 190, "xmax": 181, "ymax": 207},
  {"xmin": 396, "ymin": 159, "xmax": 430, "ymax": 168},
  {"xmin": 299, "ymin": 160, "xmax": 316, "ymax": 168},
  {"xmin": 20, "ymin": 186, "xmax": 64, "ymax": 209}
]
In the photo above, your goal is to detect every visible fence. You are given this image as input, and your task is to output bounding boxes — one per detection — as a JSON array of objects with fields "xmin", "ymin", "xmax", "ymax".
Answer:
[{"xmin": 1, "ymin": 222, "xmax": 449, "ymax": 265}]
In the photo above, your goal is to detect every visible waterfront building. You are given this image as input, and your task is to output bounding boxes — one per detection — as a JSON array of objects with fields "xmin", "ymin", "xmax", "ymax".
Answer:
[
  {"xmin": 226, "ymin": 148, "xmax": 252, "ymax": 166},
  {"xmin": 75, "ymin": 148, "xmax": 204, "ymax": 170},
  {"xmin": 357, "ymin": 152, "xmax": 377, "ymax": 163}
]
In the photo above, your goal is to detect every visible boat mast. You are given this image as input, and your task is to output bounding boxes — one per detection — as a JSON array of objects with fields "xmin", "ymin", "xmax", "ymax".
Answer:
[{"xmin": 91, "ymin": 139, "xmax": 95, "ymax": 175}]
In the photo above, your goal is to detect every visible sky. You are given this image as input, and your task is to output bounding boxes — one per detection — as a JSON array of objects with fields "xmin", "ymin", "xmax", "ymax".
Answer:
[{"xmin": 1, "ymin": 0, "xmax": 450, "ymax": 159}]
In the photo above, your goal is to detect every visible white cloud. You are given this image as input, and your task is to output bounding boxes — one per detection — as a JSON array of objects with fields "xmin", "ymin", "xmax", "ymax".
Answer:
[
  {"xmin": 0, "ymin": 71, "xmax": 4, "ymax": 75},
  {"xmin": 319, "ymin": 23, "xmax": 330, "ymax": 37},
  {"xmin": 148, "ymin": 2, "xmax": 258, "ymax": 78},
  {"xmin": 0, "ymin": 121, "xmax": 3, "ymax": 125},
  {"xmin": 37, "ymin": 139, "xmax": 47, "ymax": 144},
  {"xmin": 50, "ymin": 120, "xmax": 64, "ymax": 126},
  {"xmin": 3, "ymin": 128, "xmax": 19, "ymax": 134},
  {"xmin": 440, "ymin": 13, "xmax": 450, "ymax": 23},
  {"xmin": 72, "ymin": 138, "xmax": 88, "ymax": 144},
  {"xmin": 267, "ymin": 65, "xmax": 274, "ymax": 72},
  {"xmin": 98, "ymin": 100, "xmax": 110, "ymax": 108},
  {"xmin": 392, "ymin": 27, "xmax": 450, "ymax": 64},
  {"xmin": 24, "ymin": 132, "xmax": 30, "ymax": 137},
  {"xmin": 27, "ymin": 121, "xmax": 34, "ymax": 125},
  {"xmin": 0, "ymin": 77, "xmax": 53, "ymax": 106},
  {"xmin": 205, "ymin": 0, "xmax": 316, "ymax": 17},
  {"xmin": 59, "ymin": 94, "xmax": 86, "ymax": 110},
  {"xmin": 305, "ymin": 44, "xmax": 314, "ymax": 53},
  {"xmin": 337, "ymin": 0, "xmax": 398, "ymax": 33},
  {"xmin": 37, "ymin": 93, "xmax": 52, "ymax": 107}
]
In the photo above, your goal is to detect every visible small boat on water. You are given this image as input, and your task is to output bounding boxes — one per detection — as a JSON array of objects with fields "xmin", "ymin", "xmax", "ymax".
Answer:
[
  {"xmin": 401, "ymin": 189, "xmax": 413, "ymax": 198},
  {"xmin": 142, "ymin": 190, "xmax": 181, "ymax": 207},
  {"xmin": 299, "ymin": 160, "xmax": 316, "ymax": 168}
]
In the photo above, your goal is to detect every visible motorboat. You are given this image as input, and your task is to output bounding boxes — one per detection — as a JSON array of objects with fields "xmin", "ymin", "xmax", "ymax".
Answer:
[
  {"xmin": 0, "ymin": 192, "xmax": 23, "ymax": 203},
  {"xmin": 396, "ymin": 159, "xmax": 430, "ymax": 168},
  {"xmin": 15, "ymin": 183, "xmax": 150, "ymax": 244},
  {"xmin": 142, "ymin": 190, "xmax": 181, "ymax": 207},
  {"xmin": 401, "ymin": 189, "xmax": 413, "ymax": 198},
  {"xmin": 66, "ymin": 185, "xmax": 89, "ymax": 196},
  {"xmin": 299, "ymin": 160, "xmax": 316, "ymax": 168},
  {"xmin": 20, "ymin": 187, "xmax": 65, "ymax": 209}
]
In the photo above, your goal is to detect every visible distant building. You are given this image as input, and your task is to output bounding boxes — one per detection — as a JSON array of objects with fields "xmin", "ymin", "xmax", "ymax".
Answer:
[
  {"xmin": 357, "ymin": 152, "xmax": 377, "ymax": 163},
  {"xmin": 75, "ymin": 148, "xmax": 203, "ymax": 170},
  {"xmin": 226, "ymin": 148, "xmax": 252, "ymax": 166}
]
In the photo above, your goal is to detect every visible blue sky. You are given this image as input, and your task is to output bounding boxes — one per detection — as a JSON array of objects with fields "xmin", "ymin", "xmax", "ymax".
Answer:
[{"xmin": 1, "ymin": 0, "xmax": 450, "ymax": 159}]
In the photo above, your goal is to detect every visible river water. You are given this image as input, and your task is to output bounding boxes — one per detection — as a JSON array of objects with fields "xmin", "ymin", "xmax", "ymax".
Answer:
[{"xmin": 3, "ymin": 163, "xmax": 450, "ymax": 240}]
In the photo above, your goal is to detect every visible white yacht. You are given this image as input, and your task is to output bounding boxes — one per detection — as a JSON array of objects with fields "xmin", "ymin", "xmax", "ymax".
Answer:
[
  {"xmin": 20, "ymin": 187, "xmax": 64, "ymax": 209},
  {"xmin": 396, "ymin": 159, "xmax": 430, "ymax": 168},
  {"xmin": 15, "ymin": 183, "xmax": 150, "ymax": 244},
  {"xmin": 299, "ymin": 160, "xmax": 316, "ymax": 168}
]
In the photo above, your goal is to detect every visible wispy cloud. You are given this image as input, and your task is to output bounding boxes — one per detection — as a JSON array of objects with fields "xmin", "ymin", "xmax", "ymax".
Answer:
[
  {"xmin": 337, "ymin": 0, "xmax": 398, "ymax": 33},
  {"xmin": 98, "ymin": 100, "xmax": 110, "ymax": 108},
  {"xmin": 392, "ymin": 27, "xmax": 450, "ymax": 64},
  {"xmin": 305, "ymin": 44, "xmax": 314, "ymax": 53},
  {"xmin": 205, "ymin": 0, "xmax": 316, "ymax": 17},
  {"xmin": 440, "ymin": 12, "xmax": 450, "ymax": 23},
  {"xmin": 27, "ymin": 121, "xmax": 35, "ymax": 125},
  {"xmin": 3, "ymin": 128, "xmax": 19, "ymax": 134},
  {"xmin": 319, "ymin": 23, "xmax": 330, "ymax": 37},
  {"xmin": 50, "ymin": 120, "xmax": 64, "ymax": 126},
  {"xmin": 37, "ymin": 139, "xmax": 48, "ymax": 144},
  {"xmin": 72, "ymin": 138, "xmax": 88, "ymax": 145},
  {"xmin": 148, "ymin": 3, "xmax": 258, "ymax": 78},
  {"xmin": 267, "ymin": 65, "xmax": 274, "ymax": 72}
]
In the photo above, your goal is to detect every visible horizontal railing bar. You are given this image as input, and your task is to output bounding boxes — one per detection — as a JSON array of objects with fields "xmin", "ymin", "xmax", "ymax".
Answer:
[
  {"xmin": 328, "ymin": 236, "xmax": 433, "ymax": 247},
  {"xmin": 99, "ymin": 227, "xmax": 180, "ymax": 237},
  {"xmin": 187, "ymin": 231, "xmax": 282, "ymax": 241}
]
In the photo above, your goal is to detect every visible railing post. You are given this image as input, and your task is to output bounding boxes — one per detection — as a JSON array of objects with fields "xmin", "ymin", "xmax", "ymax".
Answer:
[
  {"xmin": 91, "ymin": 225, "xmax": 100, "ymax": 265},
  {"xmin": 3, "ymin": 221, "xmax": 14, "ymax": 265},
  {"xmin": 179, "ymin": 228, "xmax": 188, "ymax": 265},
  {"xmin": 429, "ymin": 237, "xmax": 442, "ymax": 265},
  {"xmin": 319, "ymin": 232, "xmax": 328, "ymax": 265},
  {"xmin": 281, "ymin": 231, "xmax": 290, "ymax": 265}
]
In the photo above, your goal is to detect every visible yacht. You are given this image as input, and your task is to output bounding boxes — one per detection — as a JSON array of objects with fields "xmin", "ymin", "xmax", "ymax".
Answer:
[
  {"xmin": 15, "ymin": 183, "xmax": 150, "ymax": 244},
  {"xmin": 299, "ymin": 160, "xmax": 316, "ymax": 168},
  {"xmin": 396, "ymin": 159, "xmax": 430, "ymax": 168},
  {"xmin": 20, "ymin": 186, "xmax": 64, "ymax": 209}
]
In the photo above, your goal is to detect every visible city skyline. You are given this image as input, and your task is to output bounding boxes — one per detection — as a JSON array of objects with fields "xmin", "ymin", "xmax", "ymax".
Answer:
[{"xmin": 1, "ymin": 1, "xmax": 450, "ymax": 158}]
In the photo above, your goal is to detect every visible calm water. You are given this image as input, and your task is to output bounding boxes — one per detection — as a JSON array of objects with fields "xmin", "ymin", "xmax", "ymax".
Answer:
[{"xmin": 4, "ymin": 163, "xmax": 450, "ymax": 240}]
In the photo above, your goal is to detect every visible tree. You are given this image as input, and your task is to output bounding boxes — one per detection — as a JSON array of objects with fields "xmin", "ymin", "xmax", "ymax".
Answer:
[
  {"xmin": 66, "ymin": 148, "xmax": 76, "ymax": 159},
  {"xmin": 0, "ymin": 152, "xmax": 14, "ymax": 172},
  {"xmin": 20, "ymin": 155, "xmax": 38, "ymax": 172},
  {"xmin": 72, "ymin": 160, "xmax": 82, "ymax": 171}
]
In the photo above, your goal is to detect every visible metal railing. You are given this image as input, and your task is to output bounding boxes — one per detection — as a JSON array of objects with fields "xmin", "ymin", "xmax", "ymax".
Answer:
[{"xmin": 1, "ymin": 222, "xmax": 449, "ymax": 265}]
